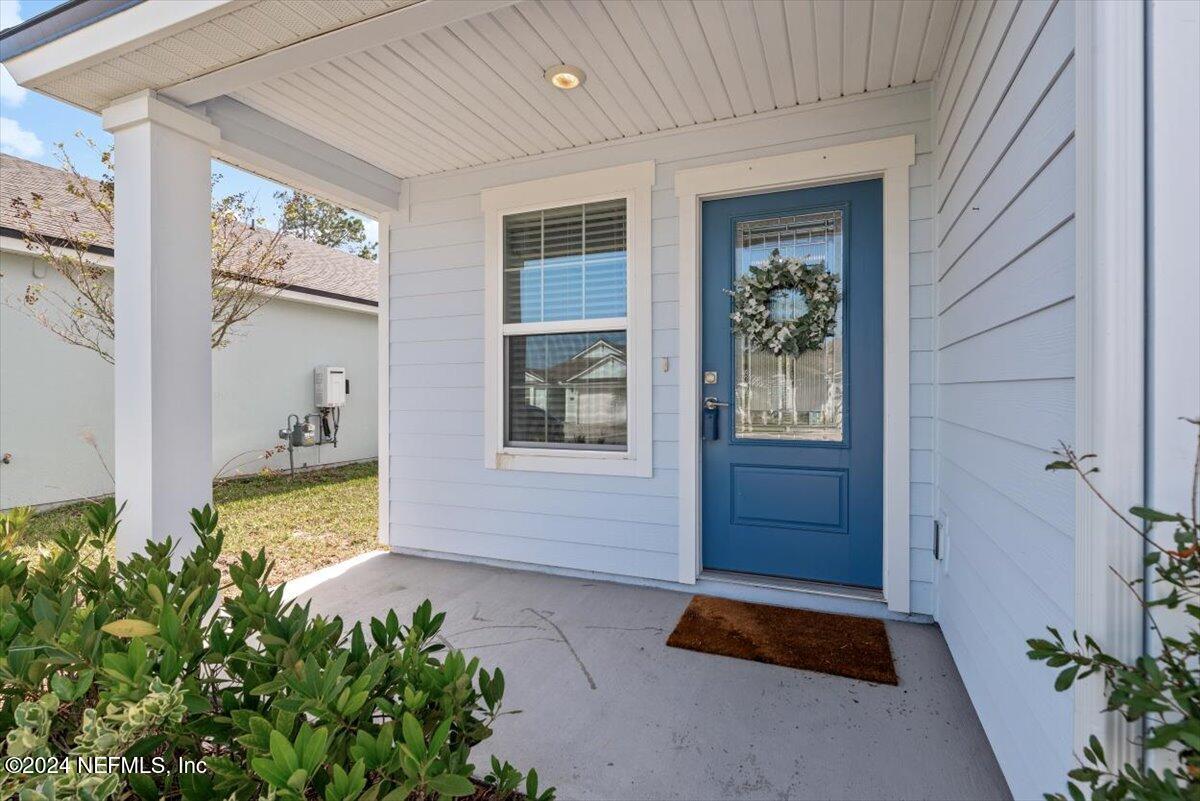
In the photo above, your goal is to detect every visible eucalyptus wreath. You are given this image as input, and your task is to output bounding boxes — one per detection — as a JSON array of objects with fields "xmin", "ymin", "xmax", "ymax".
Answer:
[{"xmin": 727, "ymin": 248, "xmax": 841, "ymax": 356}]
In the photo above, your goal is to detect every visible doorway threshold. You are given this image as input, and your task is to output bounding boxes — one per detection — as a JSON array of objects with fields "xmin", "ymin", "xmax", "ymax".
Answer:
[
  {"xmin": 698, "ymin": 569, "xmax": 886, "ymax": 606},
  {"xmin": 692, "ymin": 570, "xmax": 921, "ymax": 621}
]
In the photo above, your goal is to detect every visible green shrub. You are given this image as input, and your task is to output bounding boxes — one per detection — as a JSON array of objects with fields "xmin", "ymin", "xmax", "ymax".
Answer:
[
  {"xmin": 0, "ymin": 501, "xmax": 553, "ymax": 801},
  {"xmin": 1, "ymin": 506, "xmax": 34, "ymax": 550},
  {"xmin": 1029, "ymin": 423, "xmax": 1200, "ymax": 800}
]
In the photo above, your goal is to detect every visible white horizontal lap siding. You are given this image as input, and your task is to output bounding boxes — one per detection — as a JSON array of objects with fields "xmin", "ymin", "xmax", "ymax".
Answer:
[
  {"xmin": 388, "ymin": 84, "xmax": 936, "ymax": 597},
  {"xmin": 932, "ymin": 1, "xmax": 1075, "ymax": 797}
]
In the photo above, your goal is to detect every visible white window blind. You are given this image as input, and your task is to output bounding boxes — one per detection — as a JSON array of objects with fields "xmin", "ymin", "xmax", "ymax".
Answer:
[
  {"xmin": 501, "ymin": 199, "xmax": 629, "ymax": 450},
  {"xmin": 503, "ymin": 199, "xmax": 627, "ymax": 324}
]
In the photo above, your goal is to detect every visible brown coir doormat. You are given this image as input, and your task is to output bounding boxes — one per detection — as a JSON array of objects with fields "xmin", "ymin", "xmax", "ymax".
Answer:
[{"xmin": 666, "ymin": 595, "xmax": 898, "ymax": 685}]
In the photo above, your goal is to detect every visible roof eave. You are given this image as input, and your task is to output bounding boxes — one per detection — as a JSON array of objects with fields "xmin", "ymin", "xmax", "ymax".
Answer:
[
  {"xmin": 0, "ymin": 0, "xmax": 239, "ymax": 107},
  {"xmin": 0, "ymin": 0, "xmax": 144, "ymax": 61}
]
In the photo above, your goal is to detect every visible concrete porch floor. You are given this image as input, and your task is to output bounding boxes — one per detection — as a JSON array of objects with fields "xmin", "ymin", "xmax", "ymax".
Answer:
[{"xmin": 293, "ymin": 553, "xmax": 1010, "ymax": 801}]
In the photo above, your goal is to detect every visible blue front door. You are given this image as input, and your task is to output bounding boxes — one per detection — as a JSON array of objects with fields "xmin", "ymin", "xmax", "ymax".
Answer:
[{"xmin": 701, "ymin": 180, "xmax": 884, "ymax": 587}]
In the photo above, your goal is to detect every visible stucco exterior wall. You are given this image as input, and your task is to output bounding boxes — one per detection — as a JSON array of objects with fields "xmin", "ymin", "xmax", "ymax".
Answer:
[{"xmin": 0, "ymin": 249, "xmax": 378, "ymax": 509}]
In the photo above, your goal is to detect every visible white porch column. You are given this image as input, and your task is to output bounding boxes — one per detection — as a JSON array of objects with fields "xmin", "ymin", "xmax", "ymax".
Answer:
[
  {"xmin": 1075, "ymin": 0, "xmax": 1146, "ymax": 773},
  {"xmin": 101, "ymin": 91, "xmax": 219, "ymax": 558}
]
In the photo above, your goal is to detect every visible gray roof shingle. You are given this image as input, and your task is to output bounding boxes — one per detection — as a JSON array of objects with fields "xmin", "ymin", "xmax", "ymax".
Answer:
[{"xmin": 0, "ymin": 153, "xmax": 378, "ymax": 305}]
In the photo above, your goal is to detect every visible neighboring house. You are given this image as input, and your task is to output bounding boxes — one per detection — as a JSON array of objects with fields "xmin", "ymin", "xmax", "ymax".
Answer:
[
  {"xmin": 2, "ymin": 3, "xmax": 1196, "ymax": 799},
  {"xmin": 0, "ymin": 154, "xmax": 379, "ymax": 509},
  {"xmin": 514, "ymin": 336, "xmax": 627, "ymax": 447}
]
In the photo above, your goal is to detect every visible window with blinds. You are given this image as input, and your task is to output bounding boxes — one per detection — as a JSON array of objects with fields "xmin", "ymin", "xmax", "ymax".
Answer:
[
  {"xmin": 503, "ymin": 199, "xmax": 627, "ymax": 323},
  {"xmin": 501, "ymin": 199, "xmax": 629, "ymax": 450}
]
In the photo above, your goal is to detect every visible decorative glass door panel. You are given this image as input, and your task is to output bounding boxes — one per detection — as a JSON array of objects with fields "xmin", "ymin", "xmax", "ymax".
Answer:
[{"xmin": 734, "ymin": 211, "xmax": 844, "ymax": 441}]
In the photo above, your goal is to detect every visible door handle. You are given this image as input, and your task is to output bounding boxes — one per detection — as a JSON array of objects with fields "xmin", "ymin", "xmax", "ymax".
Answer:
[{"xmin": 702, "ymin": 397, "xmax": 727, "ymax": 440}]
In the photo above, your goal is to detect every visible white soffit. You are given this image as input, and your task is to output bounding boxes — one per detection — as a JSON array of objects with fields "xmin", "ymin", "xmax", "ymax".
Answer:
[
  {"xmin": 25, "ymin": 0, "xmax": 417, "ymax": 111},
  {"xmin": 228, "ymin": 0, "xmax": 960, "ymax": 178}
]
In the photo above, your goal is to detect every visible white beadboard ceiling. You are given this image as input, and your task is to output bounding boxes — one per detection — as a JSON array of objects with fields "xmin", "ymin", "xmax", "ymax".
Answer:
[
  {"xmin": 35, "ymin": 0, "xmax": 417, "ymax": 111},
  {"xmin": 229, "ymin": 0, "xmax": 960, "ymax": 178},
  {"xmin": 27, "ymin": 0, "xmax": 960, "ymax": 180}
]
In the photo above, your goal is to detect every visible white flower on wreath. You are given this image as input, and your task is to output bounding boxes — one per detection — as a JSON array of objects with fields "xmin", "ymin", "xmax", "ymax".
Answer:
[{"xmin": 725, "ymin": 248, "xmax": 840, "ymax": 357}]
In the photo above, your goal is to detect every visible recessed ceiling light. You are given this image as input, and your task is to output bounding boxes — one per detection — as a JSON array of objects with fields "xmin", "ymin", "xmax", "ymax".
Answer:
[{"xmin": 545, "ymin": 64, "xmax": 585, "ymax": 90}]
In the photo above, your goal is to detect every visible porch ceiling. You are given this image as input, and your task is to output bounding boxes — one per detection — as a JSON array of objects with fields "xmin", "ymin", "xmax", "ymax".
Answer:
[
  {"xmin": 226, "ymin": 0, "xmax": 960, "ymax": 178},
  {"xmin": 6, "ymin": 0, "xmax": 961, "ymax": 182}
]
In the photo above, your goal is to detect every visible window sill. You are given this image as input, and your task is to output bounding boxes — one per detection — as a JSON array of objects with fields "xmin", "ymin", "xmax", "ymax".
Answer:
[{"xmin": 487, "ymin": 448, "xmax": 653, "ymax": 478}]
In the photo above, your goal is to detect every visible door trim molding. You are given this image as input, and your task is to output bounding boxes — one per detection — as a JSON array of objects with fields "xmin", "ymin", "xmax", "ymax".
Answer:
[{"xmin": 675, "ymin": 135, "xmax": 916, "ymax": 613}]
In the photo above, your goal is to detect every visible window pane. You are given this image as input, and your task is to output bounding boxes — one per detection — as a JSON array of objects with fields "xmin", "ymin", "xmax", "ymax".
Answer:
[
  {"xmin": 506, "ymin": 332, "xmax": 628, "ymax": 450},
  {"xmin": 503, "ymin": 209, "xmax": 542, "ymax": 323},
  {"xmin": 543, "ymin": 263, "xmax": 583, "ymax": 321},
  {"xmin": 733, "ymin": 210, "xmax": 844, "ymax": 442},
  {"xmin": 503, "ymin": 199, "xmax": 627, "ymax": 323},
  {"xmin": 582, "ymin": 200, "xmax": 627, "ymax": 318}
]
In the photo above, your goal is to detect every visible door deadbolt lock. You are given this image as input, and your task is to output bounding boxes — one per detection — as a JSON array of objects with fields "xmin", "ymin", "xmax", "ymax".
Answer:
[{"xmin": 703, "ymin": 371, "xmax": 718, "ymax": 385}]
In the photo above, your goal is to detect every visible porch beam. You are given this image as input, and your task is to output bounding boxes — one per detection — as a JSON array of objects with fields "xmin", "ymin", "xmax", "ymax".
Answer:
[
  {"xmin": 201, "ymin": 97, "xmax": 402, "ymax": 215},
  {"xmin": 102, "ymin": 91, "xmax": 219, "ymax": 558},
  {"xmin": 161, "ymin": 0, "xmax": 519, "ymax": 107}
]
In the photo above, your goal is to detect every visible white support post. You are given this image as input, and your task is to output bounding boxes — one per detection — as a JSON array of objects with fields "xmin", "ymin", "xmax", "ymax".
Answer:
[
  {"xmin": 1074, "ymin": 0, "xmax": 1146, "ymax": 773},
  {"xmin": 102, "ymin": 91, "xmax": 220, "ymax": 558},
  {"xmin": 376, "ymin": 212, "xmax": 391, "ymax": 547}
]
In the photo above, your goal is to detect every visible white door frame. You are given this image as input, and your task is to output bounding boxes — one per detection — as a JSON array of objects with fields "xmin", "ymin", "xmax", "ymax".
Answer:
[{"xmin": 675, "ymin": 135, "xmax": 915, "ymax": 614}]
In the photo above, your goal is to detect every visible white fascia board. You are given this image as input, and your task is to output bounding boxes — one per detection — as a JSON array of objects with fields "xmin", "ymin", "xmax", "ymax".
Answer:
[
  {"xmin": 203, "ymin": 97, "xmax": 402, "ymax": 215},
  {"xmin": 275, "ymin": 288, "xmax": 378, "ymax": 315},
  {"xmin": 0, "ymin": 235, "xmax": 114, "ymax": 266},
  {"xmin": 4, "ymin": 1, "xmax": 241, "ymax": 91},
  {"xmin": 162, "ymin": 0, "xmax": 519, "ymax": 106}
]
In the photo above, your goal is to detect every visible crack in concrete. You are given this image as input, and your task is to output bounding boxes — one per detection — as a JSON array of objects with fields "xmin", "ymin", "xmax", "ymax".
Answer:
[
  {"xmin": 453, "ymin": 636, "xmax": 561, "ymax": 650},
  {"xmin": 584, "ymin": 625, "xmax": 666, "ymax": 634},
  {"xmin": 448, "ymin": 623, "xmax": 543, "ymax": 637},
  {"xmin": 524, "ymin": 607, "xmax": 597, "ymax": 690}
]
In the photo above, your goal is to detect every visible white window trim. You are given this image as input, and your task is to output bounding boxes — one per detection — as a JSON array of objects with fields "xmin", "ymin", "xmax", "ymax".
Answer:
[
  {"xmin": 481, "ymin": 161, "xmax": 654, "ymax": 477},
  {"xmin": 675, "ymin": 135, "xmax": 914, "ymax": 612}
]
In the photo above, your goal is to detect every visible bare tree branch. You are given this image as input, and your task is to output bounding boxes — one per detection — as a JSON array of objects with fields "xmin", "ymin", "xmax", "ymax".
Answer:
[{"xmin": 8, "ymin": 139, "xmax": 296, "ymax": 361}]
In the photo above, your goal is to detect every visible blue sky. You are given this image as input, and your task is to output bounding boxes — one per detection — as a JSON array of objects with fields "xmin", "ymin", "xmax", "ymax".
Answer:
[{"xmin": 0, "ymin": 0, "xmax": 378, "ymax": 253}]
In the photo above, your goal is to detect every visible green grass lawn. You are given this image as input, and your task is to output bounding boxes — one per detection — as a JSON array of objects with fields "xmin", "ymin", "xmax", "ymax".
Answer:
[{"xmin": 13, "ymin": 461, "xmax": 382, "ymax": 587}]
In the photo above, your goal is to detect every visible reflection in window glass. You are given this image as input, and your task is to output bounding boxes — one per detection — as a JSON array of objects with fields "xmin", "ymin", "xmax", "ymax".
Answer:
[
  {"xmin": 506, "ymin": 332, "xmax": 628, "ymax": 450},
  {"xmin": 734, "ymin": 210, "xmax": 844, "ymax": 442},
  {"xmin": 503, "ymin": 199, "xmax": 627, "ymax": 323}
]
